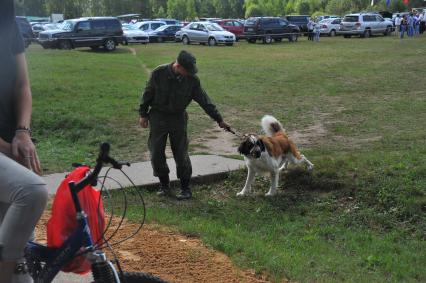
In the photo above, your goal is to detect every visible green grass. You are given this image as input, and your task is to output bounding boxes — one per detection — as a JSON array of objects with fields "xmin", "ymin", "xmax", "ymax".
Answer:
[{"xmin": 26, "ymin": 36, "xmax": 426, "ymax": 282}]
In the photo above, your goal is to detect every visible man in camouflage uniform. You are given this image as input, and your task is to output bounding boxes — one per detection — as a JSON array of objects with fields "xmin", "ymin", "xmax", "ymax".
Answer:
[{"xmin": 139, "ymin": 50, "xmax": 231, "ymax": 200}]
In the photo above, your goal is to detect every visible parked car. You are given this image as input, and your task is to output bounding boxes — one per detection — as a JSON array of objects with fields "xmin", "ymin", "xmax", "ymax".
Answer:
[
  {"xmin": 243, "ymin": 17, "xmax": 300, "ymax": 43},
  {"xmin": 38, "ymin": 17, "xmax": 123, "ymax": 51},
  {"xmin": 122, "ymin": 24, "xmax": 149, "ymax": 44},
  {"xmin": 132, "ymin": 20, "xmax": 166, "ymax": 32},
  {"xmin": 148, "ymin": 24, "xmax": 181, "ymax": 42},
  {"xmin": 15, "ymin": 16, "xmax": 34, "ymax": 48},
  {"xmin": 318, "ymin": 18, "xmax": 341, "ymax": 36},
  {"xmin": 284, "ymin": 15, "xmax": 310, "ymax": 34},
  {"xmin": 180, "ymin": 21, "xmax": 235, "ymax": 46},
  {"xmin": 32, "ymin": 23, "xmax": 61, "ymax": 37},
  {"xmin": 212, "ymin": 19, "xmax": 245, "ymax": 40},
  {"xmin": 316, "ymin": 15, "xmax": 339, "ymax": 22},
  {"xmin": 153, "ymin": 18, "xmax": 180, "ymax": 25},
  {"xmin": 338, "ymin": 13, "xmax": 394, "ymax": 38}
]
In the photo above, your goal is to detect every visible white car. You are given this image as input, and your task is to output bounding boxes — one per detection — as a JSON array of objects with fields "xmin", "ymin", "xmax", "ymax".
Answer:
[
  {"xmin": 180, "ymin": 21, "xmax": 236, "ymax": 46},
  {"xmin": 318, "ymin": 18, "xmax": 341, "ymax": 36},
  {"xmin": 122, "ymin": 25, "xmax": 149, "ymax": 44},
  {"xmin": 132, "ymin": 20, "xmax": 166, "ymax": 32}
]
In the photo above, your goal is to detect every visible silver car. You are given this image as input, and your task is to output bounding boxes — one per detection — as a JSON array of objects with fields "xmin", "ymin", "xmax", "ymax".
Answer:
[
  {"xmin": 180, "ymin": 21, "xmax": 236, "ymax": 46},
  {"xmin": 338, "ymin": 13, "xmax": 393, "ymax": 38},
  {"xmin": 318, "ymin": 18, "xmax": 341, "ymax": 36}
]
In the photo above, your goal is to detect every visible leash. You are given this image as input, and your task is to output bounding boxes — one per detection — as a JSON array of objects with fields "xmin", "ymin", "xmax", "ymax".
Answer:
[{"xmin": 224, "ymin": 126, "xmax": 244, "ymax": 138}]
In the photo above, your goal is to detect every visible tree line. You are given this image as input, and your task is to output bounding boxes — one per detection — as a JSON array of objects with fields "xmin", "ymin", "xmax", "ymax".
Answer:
[{"xmin": 16, "ymin": 0, "xmax": 423, "ymax": 20}]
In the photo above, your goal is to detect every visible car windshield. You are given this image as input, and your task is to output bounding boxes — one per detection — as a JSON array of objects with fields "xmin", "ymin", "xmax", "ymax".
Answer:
[
  {"xmin": 343, "ymin": 16, "xmax": 359, "ymax": 22},
  {"xmin": 204, "ymin": 23, "xmax": 224, "ymax": 31},
  {"xmin": 61, "ymin": 21, "xmax": 74, "ymax": 31}
]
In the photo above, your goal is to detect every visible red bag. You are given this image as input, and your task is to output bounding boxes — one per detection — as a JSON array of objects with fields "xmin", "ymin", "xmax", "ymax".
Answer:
[{"xmin": 47, "ymin": 166, "xmax": 105, "ymax": 274}]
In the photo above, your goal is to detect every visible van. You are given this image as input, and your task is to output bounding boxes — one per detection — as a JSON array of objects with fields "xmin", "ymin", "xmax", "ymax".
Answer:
[{"xmin": 38, "ymin": 17, "xmax": 123, "ymax": 51}]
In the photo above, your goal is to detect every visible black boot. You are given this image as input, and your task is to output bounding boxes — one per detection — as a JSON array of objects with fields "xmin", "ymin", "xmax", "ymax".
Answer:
[
  {"xmin": 177, "ymin": 178, "xmax": 192, "ymax": 200},
  {"xmin": 157, "ymin": 175, "xmax": 170, "ymax": 196}
]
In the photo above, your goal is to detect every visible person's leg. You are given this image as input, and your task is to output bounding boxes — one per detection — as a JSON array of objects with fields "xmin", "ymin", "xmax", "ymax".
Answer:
[
  {"xmin": 148, "ymin": 112, "xmax": 171, "ymax": 194},
  {"xmin": 0, "ymin": 153, "xmax": 47, "ymax": 281},
  {"xmin": 169, "ymin": 113, "xmax": 192, "ymax": 200}
]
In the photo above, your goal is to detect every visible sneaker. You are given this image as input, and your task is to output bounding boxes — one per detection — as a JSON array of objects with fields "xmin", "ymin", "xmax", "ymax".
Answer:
[
  {"xmin": 157, "ymin": 185, "xmax": 171, "ymax": 196},
  {"xmin": 176, "ymin": 190, "xmax": 192, "ymax": 200}
]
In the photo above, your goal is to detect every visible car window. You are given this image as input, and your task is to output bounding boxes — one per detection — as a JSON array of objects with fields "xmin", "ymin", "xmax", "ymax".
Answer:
[
  {"xmin": 77, "ymin": 21, "xmax": 90, "ymax": 31},
  {"xmin": 151, "ymin": 23, "xmax": 164, "ymax": 30},
  {"xmin": 224, "ymin": 21, "xmax": 233, "ymax": 26},
  {"xmin": 363, "ymin": 15, "xmax": 375, "ymax": 22},
  {"xmin": 245, "ymin": 18, "xmax": 257, "ymax": 25},
  {"xmin": 331, "ymin": 19, "xmax": 341, "ymax": 24},
  {"xmin": 234, "ymin": 21, "xmax": 243, "ymax": 27},
  {"xmin": 106, "ymin": 20, "xmax": 121, "ymax": 30},
  {"xmin": 92, "ymin": 20, "xmax": 106, "ymax": 30},
  {"xmin": 343, "ymin": 16, "xmax": 359, "ymax": 22},
  {"xmin": 376, "ymin": 15, "xmax": 384, "ymax": 21},
  {"xmin": 279, "ymin": 19, "xmax": 288, "ymax": 26},
  {"xmin": 141, "ymin": 23, "xmax": 149, "ymax": 30},
  {"xmin": 189, "ymin": 23, "xmax": 198, "ymax": 30},
  {"xmin": 204, "ymin": 23, "xmax": 223, "ymax": 31}
]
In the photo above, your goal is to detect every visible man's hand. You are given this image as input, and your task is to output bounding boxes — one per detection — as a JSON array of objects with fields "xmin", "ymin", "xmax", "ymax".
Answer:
[
  {"xmin": 12, "ymin": 131, "xmax": 41, "ymax": 174},
  {"xmin": 218, "ymin": 121, "xmax": 232, "ymax": 132},
  {"xmin": 139, "ymin": 117, "xmax": 149, "ymax": 128}
]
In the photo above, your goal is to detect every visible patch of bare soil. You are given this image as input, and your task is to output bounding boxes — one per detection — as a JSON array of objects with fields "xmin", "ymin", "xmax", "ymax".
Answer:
[
  {"xmin": 36, "ymin": 212, "xmax": 274, "ymax": 283},
  {"xmin": 192, "ymin": 126, "xmax": 239, "ymax": 156}
]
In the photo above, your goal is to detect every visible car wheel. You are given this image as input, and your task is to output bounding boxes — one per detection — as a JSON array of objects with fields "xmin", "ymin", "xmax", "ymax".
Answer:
[
  {"xmin": 362, "ymin": 30, "xmax": 370, "ymax": 38},
  {"xmin": 104, "ymin": 39, "xmax": 116, "ymax": 51},
  {"xmin": 208, "ymin": 37, "xmax": 217, "ymax": 46},
  {"xmin": 329, "ymin": 30, "xmax": 336, "ymax": 37},
  {"xmin": 59, "ymin": 40, "xmax": 72, "ymax": 50},
  {"xmin": 384, "ymin": 27, "xmax": 391, "ymax": 36},
  {"xmin": 182, "ymin": 36, "xmax": 190, "ymax": 45},
  {"xmin": 263, "ymin": 35, "xmax": 272, "ymax": 44}
]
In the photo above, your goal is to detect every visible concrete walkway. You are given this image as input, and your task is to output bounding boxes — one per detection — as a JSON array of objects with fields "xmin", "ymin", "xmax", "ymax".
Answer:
[{"xmin": 41, "ymin": 155, "xmax": 244, "ymax": 282}]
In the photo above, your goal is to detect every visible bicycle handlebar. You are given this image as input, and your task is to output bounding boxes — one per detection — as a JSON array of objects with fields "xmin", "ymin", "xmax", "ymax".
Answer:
[{"xmin": 71, "ymin": 142, "xmax": 129, "ymax": 194}]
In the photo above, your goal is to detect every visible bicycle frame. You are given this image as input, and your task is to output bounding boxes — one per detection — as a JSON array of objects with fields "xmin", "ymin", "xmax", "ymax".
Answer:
[{"xmin": 25, "ymin": 143, "xmax": 121, "ymax": 282}]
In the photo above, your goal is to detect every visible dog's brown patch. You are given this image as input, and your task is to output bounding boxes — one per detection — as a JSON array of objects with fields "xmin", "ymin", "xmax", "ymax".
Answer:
[{"xmin": 260, "ymin": 131, "xmax": 301, "ymax": 159}]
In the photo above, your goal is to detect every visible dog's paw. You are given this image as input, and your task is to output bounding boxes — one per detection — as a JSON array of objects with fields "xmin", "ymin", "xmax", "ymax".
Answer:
[
  {"xmin": 307, "ymin": 164, "xmax": 314, "ymax": 171},
  {"xmin": 236, "ymin": 191, "xmax": 247, "ymax": 197}
]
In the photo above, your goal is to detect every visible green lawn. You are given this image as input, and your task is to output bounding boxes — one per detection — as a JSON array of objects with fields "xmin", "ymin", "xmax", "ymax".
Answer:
[{"xmin": 27, "ymin": 36, "xmax": 426, "ymax": 282}]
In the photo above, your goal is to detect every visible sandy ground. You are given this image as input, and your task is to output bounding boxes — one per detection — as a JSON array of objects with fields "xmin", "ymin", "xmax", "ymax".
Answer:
[{"xmin": 36, "ymin": 212, "xmax": 274, "ymax": 283}]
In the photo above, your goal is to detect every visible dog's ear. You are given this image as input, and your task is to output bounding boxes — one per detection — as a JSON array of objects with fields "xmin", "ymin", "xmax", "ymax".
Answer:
[{"xmin": 256, "ymin": 139, "xmax": 265, "ymax": 151}]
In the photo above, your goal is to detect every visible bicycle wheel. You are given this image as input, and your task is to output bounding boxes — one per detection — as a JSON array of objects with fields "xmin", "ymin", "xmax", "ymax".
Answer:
[{"xmin": 119, "ymin": 271, "xmax": 168, "ymax": 283}]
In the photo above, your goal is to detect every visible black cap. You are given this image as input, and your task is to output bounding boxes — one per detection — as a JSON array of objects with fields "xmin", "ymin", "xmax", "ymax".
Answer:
[{"xmin": 177, "ymin": 50, "xmax": 198, "ymax": 75}]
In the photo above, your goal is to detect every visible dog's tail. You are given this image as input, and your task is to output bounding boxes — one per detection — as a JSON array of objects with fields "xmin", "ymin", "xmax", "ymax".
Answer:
[{"xmin": 261, "ymin": 115, "xmax": 284, "ymax": 136}]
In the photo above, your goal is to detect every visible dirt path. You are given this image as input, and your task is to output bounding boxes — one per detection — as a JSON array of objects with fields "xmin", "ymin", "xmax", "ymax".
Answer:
[{"xmin": 36, "ymin": 212, "xmax": 273, "ymax": 283}]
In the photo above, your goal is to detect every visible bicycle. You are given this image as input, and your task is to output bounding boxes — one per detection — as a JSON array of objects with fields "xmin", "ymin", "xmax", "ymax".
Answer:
[{"xmin": 24, "ymin": 142, "xmax": 168, "ymax": 283}]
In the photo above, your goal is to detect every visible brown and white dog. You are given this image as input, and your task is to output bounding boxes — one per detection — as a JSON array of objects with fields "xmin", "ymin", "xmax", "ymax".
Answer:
[{"xmin": 237, "ymin": 115, "xmax": 313, "ymax": 196}]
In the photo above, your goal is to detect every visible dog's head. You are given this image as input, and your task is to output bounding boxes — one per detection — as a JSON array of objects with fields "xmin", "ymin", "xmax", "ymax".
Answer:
[{"xmin": 238, "ymin": 134, "xmax": 265, "ymax": 159}]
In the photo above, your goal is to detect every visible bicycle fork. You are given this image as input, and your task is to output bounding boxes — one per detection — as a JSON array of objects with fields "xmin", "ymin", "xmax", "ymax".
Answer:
[{"xmin": 89, "ymin": 251, "xmax": 121, "ymax": 283}]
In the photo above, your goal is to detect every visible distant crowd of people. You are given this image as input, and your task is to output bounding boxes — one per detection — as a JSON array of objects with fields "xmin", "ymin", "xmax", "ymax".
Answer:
[{"xmin": 394, "ymin": 12, "xmax": 425, "ymax": 38}]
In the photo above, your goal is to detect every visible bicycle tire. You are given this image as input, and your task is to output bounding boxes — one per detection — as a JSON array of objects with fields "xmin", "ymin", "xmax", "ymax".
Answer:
[{"xmin": 119, "ymin": 271, "xmax": 168, "ymax": 283}]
